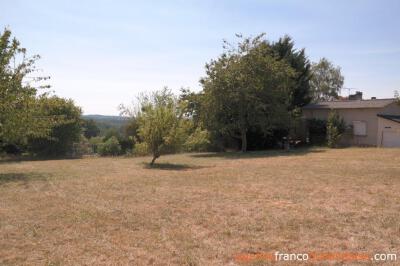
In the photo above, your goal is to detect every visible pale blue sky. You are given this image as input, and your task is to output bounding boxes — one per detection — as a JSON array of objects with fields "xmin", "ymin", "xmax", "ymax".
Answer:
[{"xmin": 2, "ymin": 0, "xmax": 400, "ymax": 115}]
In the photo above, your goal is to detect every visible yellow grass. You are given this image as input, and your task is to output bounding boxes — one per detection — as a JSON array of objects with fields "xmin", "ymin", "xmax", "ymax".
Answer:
[{"xmin": 1, "ymin": 148, "xmax": 400, "ymax": 265}]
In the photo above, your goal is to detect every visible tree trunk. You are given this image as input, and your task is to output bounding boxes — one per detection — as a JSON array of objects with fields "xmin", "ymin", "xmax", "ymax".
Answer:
[
  {"xmin": 150, "ymin": 153, "xmax": 159, "ymax": 165},
  {"xmin": 241, "ymin": 128, "xmax": 247, "ymax": 152}
]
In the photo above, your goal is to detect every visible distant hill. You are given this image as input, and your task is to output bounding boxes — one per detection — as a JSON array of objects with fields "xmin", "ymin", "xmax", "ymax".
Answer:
[
  {"xmin": 82, "ymin": 115, "xmax": 131, "ymax": 135},
  {"xmin": 83, "ymin": 114, "xmax": 129, "ymax": 123}
]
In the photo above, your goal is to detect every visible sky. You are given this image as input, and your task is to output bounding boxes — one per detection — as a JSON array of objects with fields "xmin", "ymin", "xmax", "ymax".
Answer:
[{"xmin": 2, "ymin": 0, "xmax": 400, "ymax": 115}]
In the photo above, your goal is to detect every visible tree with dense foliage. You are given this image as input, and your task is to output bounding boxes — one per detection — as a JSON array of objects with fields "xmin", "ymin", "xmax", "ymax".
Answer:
[
  {"xmin": 326, "ymin": 111, "xmax": 346, "ymax": 148},
  {"xmin": 28, "ymin": 96, "xmax": 82, "ymax": 156},
  {"xmin": 270, "ymin": 35, "xmax": 312, "ymax": 110},
  {"xmin": 0, "ymin": 28, "xmax": 51, "ymax": 149},
  {"xmin": 250, "ymin": 35, "xmax": 313, "ymax": 149},
  {"xmin": 179, "ymin": 88, "xmax": 205, "ymax": 126},
  {"xmin": 310, "ymin": 58, "xmax": 344, "ymax": 101},
  {"xmin": 103, "ymin": 128, "xmax": 122, "ymax": 142},
  {"xmin": 200, "ymin": 34, "xmax": 295, "ymax": 152},
  {"xmin": 82, "ymin": 119, "xmax": 100, "ymax": 138},
  {"xmin": 101, "ymin": 127, "xmax": 134, "ymax": 154}
]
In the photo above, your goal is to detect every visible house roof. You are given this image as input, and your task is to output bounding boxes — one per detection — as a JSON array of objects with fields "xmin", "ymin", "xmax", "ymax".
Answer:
[
  {"xmin": 303, "ymin": 99, "xmax": 396, "ymax": 110},
  {"xmin": 377, "ymin": 114, "xmax": 400, "ymax": 124}
]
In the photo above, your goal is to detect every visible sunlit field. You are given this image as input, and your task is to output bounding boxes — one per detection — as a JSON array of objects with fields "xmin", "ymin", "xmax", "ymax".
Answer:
[{"xmin": 1, "ymin": 148, "xmax": 400, "ymax": 265}]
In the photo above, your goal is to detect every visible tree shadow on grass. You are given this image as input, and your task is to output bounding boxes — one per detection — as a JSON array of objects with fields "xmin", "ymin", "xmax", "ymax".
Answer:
[
  {"xmin": 142, "ymin": 162, "xmax": 206, "ymax": 171},
  {"xmin": 0, "ymin": 172, "xmax": 50, "ymax": 185},
  {"xmin": 0, "ymin": 155, "xmax": 83, "ymax": 165},
  {"xmin": 190, "ymin": 147, "xmax": 327, "ymax": 160}
]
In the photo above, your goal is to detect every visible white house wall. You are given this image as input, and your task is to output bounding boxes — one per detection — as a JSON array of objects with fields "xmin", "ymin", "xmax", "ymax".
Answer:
[
  {"xmin": 303, "ymin": 108, "xmax": 381, "ymax": 146},
  {"xmin": 377, "ymin": 117, "xmax": 400, "ymax": 147}
]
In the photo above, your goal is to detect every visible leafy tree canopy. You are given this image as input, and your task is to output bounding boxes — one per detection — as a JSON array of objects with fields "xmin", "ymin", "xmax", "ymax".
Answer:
[
  {"xmin": 132, "ymin": 88, "xmax": 187, "ymax": 164},
  {"xmin": 0, "ymin": 28, "xmax": 52, "ymax": 147},
  {"xmin": 28, "ymin": 96, "xmax": 82, "ymax": 156},
  {"xmin": 310, "ymin": 58, "xmax": 344, "ymax": 101},
  {"xmin": 200, "ymin": 34, "xmax": 295, "ymax": 152}
]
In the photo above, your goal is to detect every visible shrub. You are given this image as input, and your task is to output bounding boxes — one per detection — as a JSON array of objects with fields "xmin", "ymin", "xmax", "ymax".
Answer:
[
  {"xmin": 326, "ymin": 111, "xmax": 346, "ymax": 148},
  {"xmin": 98, "ymin": 136, "xmax": 121, "ymax": 156},
  {"xmin": 71, "ymin": 135, "xmax": 92, "ymax": 157},
  {"xmin": 89, "ymin": 136, "xmax": 103, "ymax": 153},
  {"xmin": 133, "ymin": 142, "xmax": 149, "ymax": 156},
  {"xmin": 1, "ymin": 143, "xmax": 22, "ymax": 155},
  {"xmin": 184, "ymin": 128, "xmax": 210, "ymax": 152},
  {"xmin": 119, "ymin": 137, "xmax": 134, "ymax": 154}
]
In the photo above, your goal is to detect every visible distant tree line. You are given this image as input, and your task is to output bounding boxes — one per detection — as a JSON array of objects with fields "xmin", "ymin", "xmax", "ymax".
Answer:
[{"xmin": 1, "ymin": 28, "xmax": 345, "ymax": 162}]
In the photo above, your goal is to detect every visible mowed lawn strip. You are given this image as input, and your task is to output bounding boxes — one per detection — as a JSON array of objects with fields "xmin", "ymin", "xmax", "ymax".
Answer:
[{"xmin": 1, "ymin": 148, "xmax": 400, "ymax": 265}]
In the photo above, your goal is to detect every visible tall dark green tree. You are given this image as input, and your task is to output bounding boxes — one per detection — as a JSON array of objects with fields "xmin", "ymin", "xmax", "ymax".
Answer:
[
  {"xmin": 201, "ymin": 34, "xmax": 295, "ymax": 152},
  {"xmin": 270, "ymin": 35, "xmax": 312, "ymax": 110},
  {"xmin": 249, "ymin": 35, "xmax": 313, "ymax": 149}
]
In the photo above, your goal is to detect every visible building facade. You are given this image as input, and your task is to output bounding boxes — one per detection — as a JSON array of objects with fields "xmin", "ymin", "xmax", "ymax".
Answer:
[{"xmin": 302, "ymin": 98, "xmax": 400, "ymax": 147}]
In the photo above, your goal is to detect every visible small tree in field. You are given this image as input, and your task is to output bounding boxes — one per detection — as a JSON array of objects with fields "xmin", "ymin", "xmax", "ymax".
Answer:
[
  {"xmin": 136, "ymin": 88, "xmax": 186, "ymax": 165},
  {"xmin": 326, "ymin": 111, "xmax": 346, "ymax": 148}
]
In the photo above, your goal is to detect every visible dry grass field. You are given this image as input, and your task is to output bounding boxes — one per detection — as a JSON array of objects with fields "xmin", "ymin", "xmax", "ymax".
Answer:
[{"xmin": 1, "ymin": 148, "xmax": 400, "ymax": 265}]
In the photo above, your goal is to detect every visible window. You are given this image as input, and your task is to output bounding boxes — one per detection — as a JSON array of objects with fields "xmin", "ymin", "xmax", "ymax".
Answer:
[{"xmin": 353, "ymin": 121, "xmax": 367, "ymax": 136}]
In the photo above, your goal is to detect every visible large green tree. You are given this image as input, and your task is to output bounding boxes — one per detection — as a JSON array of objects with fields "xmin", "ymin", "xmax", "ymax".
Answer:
[
  {"xmin": 28, "ymin": 96, "xmax": 82, "ymax": 156},
  {"xmin": 0, "ymin": 28, "xmax": 51, "ymax": 148},
  {"xmin": 201, "ymin": 34, "xmax": 295, "ymax": 152},
  {"xmin": 310, "ymin": 58, "xmax": 344, "ymax": 101}
]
